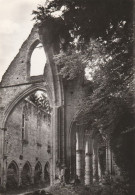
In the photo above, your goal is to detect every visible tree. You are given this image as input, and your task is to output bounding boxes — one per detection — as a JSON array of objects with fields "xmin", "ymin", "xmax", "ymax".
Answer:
[
  {"xmin": 32, "ymin": 0, "xmax": 134, "ymax": 186},
  {"xmin": 33, "ymin": 0, "xmax": 132, "ymax": 40}
]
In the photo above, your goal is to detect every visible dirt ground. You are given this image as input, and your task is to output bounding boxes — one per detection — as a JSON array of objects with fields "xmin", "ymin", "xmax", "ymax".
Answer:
[{"xmin": 0, "ymin": 184, "xmax": 92, "ymax": 195}]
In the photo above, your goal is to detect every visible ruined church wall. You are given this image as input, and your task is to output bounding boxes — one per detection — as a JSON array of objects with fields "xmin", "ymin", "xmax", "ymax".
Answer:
[
  {"xmin": 63, "ymin": 78, "xmax": 87, "ymax": 164},
  {"xmin": 5, "ymin": 99, "xmax": 51, "ymax": 170},
  {"xmin": 0, "ymin": 24, "xmax": 60, "ymax": 186},
  {"xmin": 0, "ymin": 26, "xmax": 40, "ymax": 130},
  {"xmin": 0, "ymin": 26, "xmax": 54, "ymax": 169},
  {"xmin": 0, "ymin": 21, "xmax": 87, "ymax": 185},
  {"xmin": 1, "ymin": 27, "xmax": 39, "ymax": 86}
]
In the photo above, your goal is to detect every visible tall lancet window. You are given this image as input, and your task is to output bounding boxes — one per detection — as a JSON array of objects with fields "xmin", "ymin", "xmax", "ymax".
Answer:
[
  {"xmin": 30, "ymin": 43, "xmax": 46, "ymax": 76},
  {"xmin": 22, "ymin": 102, "xmax": 29, "ymax": 143}
]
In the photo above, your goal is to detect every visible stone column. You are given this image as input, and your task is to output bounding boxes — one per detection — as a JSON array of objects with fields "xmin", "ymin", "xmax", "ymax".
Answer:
[
  {"xmin": 106, "ymin": 141, "xmax": 111, "ymax": 174},
  {"xmin": 76, "ymin": 129, "xmax": 83, "ymax": 180},
  {"xmin": 108, "ymin": 147, "xmax": 112, "ymax": 174},
  {"xmin": 76, "ymin": 149, "xmax": 83, "ymax": 179},
  {"xmin": 69, "ymin": 128, "xmax": 76, "ymax": 180},
  {"xmin": 18, "ymin": 167, "xmax": 22, "ymax": 186},
  {"xmin": 94, "ymin": 155, "xmax": 99, "ymax": 181},
  {"xmin": 84, "ymin": 133, "xmax": 94, "ymax": 185},
  {"xmin": 85, "ymin": 153, "xmax": 91, "ymax": 185},
  {"xmin": 90, "ymin": 153, "xmax": 93, "ymax": 184},
  {"xmin": 98, "ymin": 160, "xmax": 101, "ymax": 179},
  {"xmin": 85, "ymin": 139, "xmax": 90, "ymax": 185},
  {"xmin": 76, "ymin": 128, "xmax": 85, "ymax": 181},
  {"xmin": 1, "ymin": 159, "xmax": 7, "ymax": 189},
  {"xmin": 1, "ymin": 128, "xmax": 7, "ymax": 189},
  {"xmin": 92, "ymin": 141, "xmax": 99, "ymax": 182},
  {"xmin": 57, "ymin": 106, "xmax": 65, "ymax": 167}
]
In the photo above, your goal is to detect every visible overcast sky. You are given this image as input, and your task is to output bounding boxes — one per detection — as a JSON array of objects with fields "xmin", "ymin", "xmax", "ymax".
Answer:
[{"xmin": 0, "ymin": 0, "xmax": 46, "ymax": 81}]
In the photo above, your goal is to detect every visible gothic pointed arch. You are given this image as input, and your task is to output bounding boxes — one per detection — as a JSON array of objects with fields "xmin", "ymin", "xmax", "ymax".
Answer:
[
  {"xmin": 34, "ymin": 161, "xmax": 42, "ymax": 184},
  {"xmin": 6, "ymin": 160, "xmax": 19, "ymax": 189},
  {"xmin": 2, "ymin": 84, "xmax": 53, "ymax": 129},
  {"xmin": 21, "ymin": 161, "xmax": 32, "ymax": 186},
  {"xmin": 44, "ymin": 162, "xmax": 50, "ymax": 185},
  {"xmin": 27, "ymin": 39, "xmax": 46, "ymax": 77}
]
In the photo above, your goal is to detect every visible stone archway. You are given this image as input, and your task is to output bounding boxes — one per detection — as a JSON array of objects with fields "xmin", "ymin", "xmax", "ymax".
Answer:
[
  {"xmin": 21, "ymin": 162, "xmax": 32, "ymax": 186},
  {"xmin": 34, "ymin": 162, "xmax": 42, "ymax": 184},
  {"xmin": 6, "ymin": 161, "xmax": 19, "ymax": 189},
  {"xmin": 0, "ymin": 24, "xmax": 64, "ymax": 188},
  {"xmin": 44, "ymin": 162, "xmax": 50, "ymax": 186},
  {"xmin": 69, "ymin": 121, "xmax": 95, "ymax": 185}
]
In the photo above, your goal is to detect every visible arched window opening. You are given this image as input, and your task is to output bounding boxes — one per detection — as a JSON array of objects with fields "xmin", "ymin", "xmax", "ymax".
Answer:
[
  {"xmin": 26, "ymin": 90, "xmax": 51, "ymax": 117},
  {"xmin": 44, "ymin": 162, "xmax": 50, "ymax": 186},
  {"xmin": 34, "ymin": 162, "xmax": 42, "ymax": 184},
  {"xmin": 7, "ymin": 161, "xmax": 18, "ymax": 189},
  {"xmin": 21, "ymin": 162, "xmax": 32, "ymax": 186},
  {"xmin": 30, "ymin": 43, "xmax": 46, "ymax": 76},
  {"xmin": 22, "ymin": 102, "xmax": 29, "ymax": 144},
  {"xmin": 20, "ymin": 90, "xmax": 51, "ymax": 147}
]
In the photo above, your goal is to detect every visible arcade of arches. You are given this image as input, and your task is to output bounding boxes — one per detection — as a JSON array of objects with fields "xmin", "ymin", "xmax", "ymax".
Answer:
[{"xmin": 0, "ymin": 25, "xmax": 119, "ymax": 189}]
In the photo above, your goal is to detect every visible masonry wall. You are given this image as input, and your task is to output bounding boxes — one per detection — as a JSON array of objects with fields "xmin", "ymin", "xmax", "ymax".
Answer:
[
  {"xmin": 63, "ymin": 78, "xmax": 88, "ymax": 162},
  {"xmin": 0, "ymin": 25, "xmax": 56, "ymax": 186},
  {"xmin": 0, "ymin": 23, "xmax": 87, "ymax": 187},
  {"xmin": 5, "ymin": 99, "xmax": 51, "ymax": 173}
]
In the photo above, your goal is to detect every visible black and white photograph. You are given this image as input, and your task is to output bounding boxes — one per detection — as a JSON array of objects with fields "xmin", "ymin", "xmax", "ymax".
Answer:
[{"xmin": 0, "ymin": 0, "xmax": 134, "ymax": 194}]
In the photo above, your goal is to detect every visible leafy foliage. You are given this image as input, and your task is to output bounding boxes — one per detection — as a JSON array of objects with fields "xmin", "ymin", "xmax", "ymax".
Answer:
[
  {"xmin": 54, "ymin": 50, "xmax": 85, "ymax": 80},
  {"xmin": 32, "ymin": 4, "xmax": 52, "ymax": 24},
  {"xmin": 33, "ymin": 0, "xmax": 134, "ymax": 183},
  {"xmin": 29, "ymin": 92, "xmax": 51, "ymax": 116},
  {"xmin": 40, "ymin": 0, "xmax": 132, "ymax": 40}
]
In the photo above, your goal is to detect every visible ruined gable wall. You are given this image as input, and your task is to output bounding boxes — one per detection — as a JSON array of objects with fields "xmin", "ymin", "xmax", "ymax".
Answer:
[
  {"xmin": 0, "ymin": 25, "xmax": 54, "ymax": 135},
  {"xmin": 0, "ymin": 25, "xmax": 56, "ymax": 185},
  {"xmin": 0, "ymin": 26, "xmax": 41, "ymax": 124},
  {"xmin": 1, "ymin": 26, "xmax": 39, "ymax": 86},
  {"xmin": 0, "ymin": 20, "xmax": 87, "ymax": 184},
  {"xmin": 0, "ymin": 22, "xmax": 64, "ymax": 185}
]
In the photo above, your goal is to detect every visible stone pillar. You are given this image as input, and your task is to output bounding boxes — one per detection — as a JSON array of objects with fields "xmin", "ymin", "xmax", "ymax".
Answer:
[
  {"xmin": 85, "ymin": 153, "xmax": 91, "ymax": 185},
  {"xmin": 94, "ymin": 155, "xmax": 99, "ymax": 181},
  {"xmin": 2, "ymin": 160, "xmax": 7, "ymax": 189},
  {"xmin": 76, "ymin": 149, "xmax": 83, "ymax": 179},
  {"xmin": 90, "ymin": 153, "xmax": 93, "ymax": 184},
  {"xmin": 108, "ymin": 148, "xmax": 111, "ymax": 174},
  {"xmin": 76, "ymin": 128, "xmax": 85, "ymax": 182},
  {"xmin": 98, "ymin": 160, "xmax": 101, "ymax": 179},
  {"xmin": 18, "ymin": 167, "xmax": 22, "ymax": 186},
  {"xmin": 76, "ymin": 131, "xmax": 79, "ymax": 151},
  {"xmin": 92, "ymin": 141, "xmax": 99, "ymax": 182},
  {"xmin": 69, "ymin": 128, "xmax": 76, "ymax": 180},
  {"xmin": 106, "ymin": 141, "xmax": 111, "ymax": 174},
  {"xmin": 85, "ymin": 139, "xmax": 90, "ymax": 185},
  {"xmin": 84, "ymin": 134, "xmax": 93, "ymax": 185},
  {"xmin": 60, "ymin": 106, "xmax": 65, "ymax": 166},
  {"xmin": 1, "ymin": 128, "xmax": 7, "ymax": 189}
]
